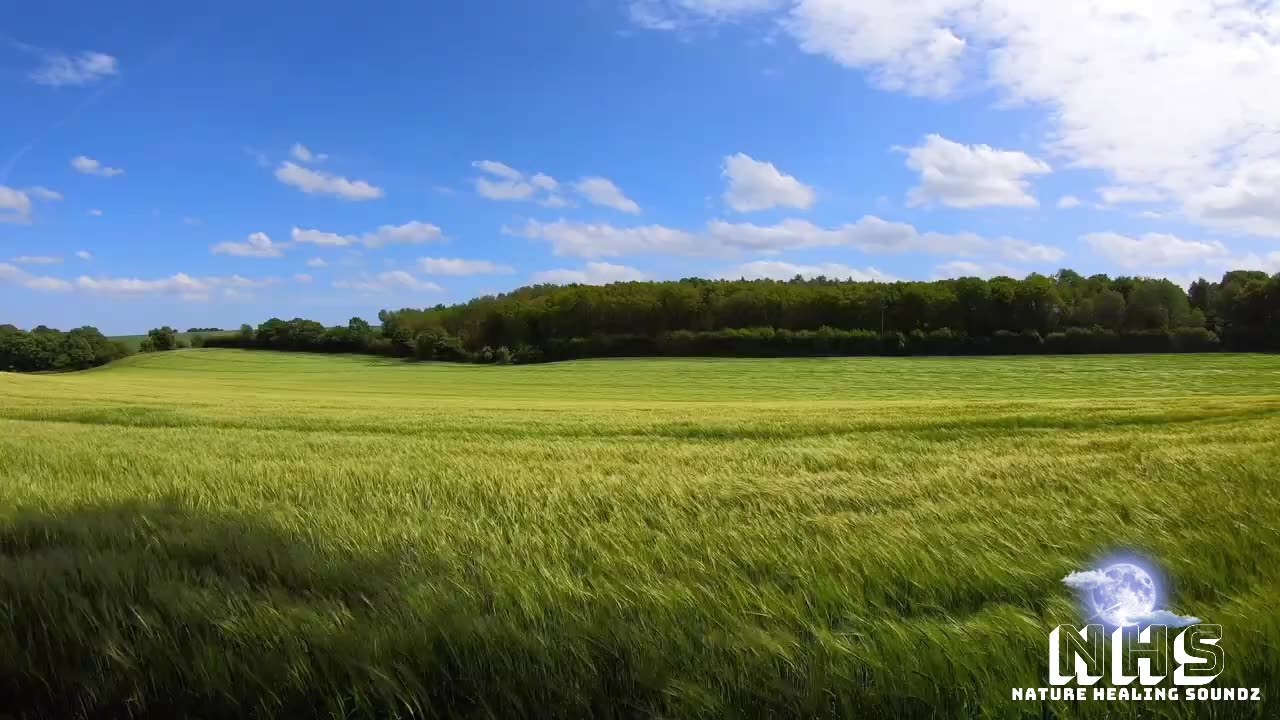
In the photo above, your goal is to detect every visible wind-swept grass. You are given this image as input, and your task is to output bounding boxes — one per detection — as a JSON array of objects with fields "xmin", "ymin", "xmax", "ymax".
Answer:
[{"xmin": 1, "ymin": 350, "xmax": 1278, "ymax": 718}]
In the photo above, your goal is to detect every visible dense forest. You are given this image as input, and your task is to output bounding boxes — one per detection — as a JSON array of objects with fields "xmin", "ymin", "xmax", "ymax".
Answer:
[{"xmin": 201, "ymin": 269, "xmax": 1279, "ymax": 363}]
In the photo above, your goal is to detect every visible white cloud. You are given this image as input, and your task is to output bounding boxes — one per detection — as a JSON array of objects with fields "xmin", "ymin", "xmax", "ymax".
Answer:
[
  {"xmin": 721, "ymin": 153, "xmax": 816, "ymax": 212},
  {"xmin": 902, "ymin": 134, "xmax": 1049, "ymax": 208},
  {"xmin": 306, "ymin": 257, "xmax": 328, "ymax": 268},
  {"xmin": 417, "ymin": 257, "xmax": 515, "ymax": 275},
  {"xmin": 720, "ymin": 260, "xmax": 895, "ymax": 281},
  {"xmin": 473, "ymin": 160, "xmax": 524, "ymax": 181},
  {"xmin": 289, "ymin": 143, "xmax": 328, "ymax": 164},
  {"xmin": 8, "ymin": 255, "xmax": 62, "ymax": 264},
  {"xmin": 509, "ymin": 219, "xmax": 701, "ymax": 257},
  {"xmin": 473, "ymin": 161, "xmax": 538, "ymax": 201},
  {"xmin": 290, "ymin": 221, "xmax": 441, "ymax": 249},
  {"xmin": 1188, "ymin": 159, "xmax": 1280, "ymax": 236},
  {"xmin": 513, "ymin": 215, "xmax": 1052, "ymax": 260},
  {"xmin": 183, "ymin": 217, "xmax": 202, "ymax": 226},
  {"xmin": 933, "ymin": 260, "xmax": 1021, "ymax": 279},
  {"xmin": 75, "ymin": 272, "xmax": 278, "ymax": 302},
  {"xmin": 1057, "ymin": 195, "xmax": 1081, "ymax": 209},
  {"xmin": 274, "ymin": 162, "xmax": 382, "ymax": 200},
  {"xmin": 333, "ymin": 270, "xmax": 442, "ymax": 293},
  {"xmin": 71, "ymin": 155, "xmax": 124, "ymax": 177},
  {"xmin": 211, "ymin": 231, "xmax": 286, "ymax": 258},
  {"xmin": 1099, "ymin": 186, "xmax": 1164, "ymax": 205},
  {"xmin": 0, "ymin": 263, "xmax": 72, "ymax": 291},
  {"xmin": 476, "ymin": 177, "xmax": 536, "ymax": 201},
  {"xmin": 1062, "ymin": 570, "xmax": 1110, "ymax": 591},
  {"xmin": 75, "ymin": 250, "xmax": 93, "ymax": 261},
  {"xmin": 1084, "ymin": 232, "xmax": 1230, "ymax": 270},
  {"xmin": 362, "ymin": 221, "xmax": 443, "ymax": 247},
  {"xmin": 29, "ymin": 51, "xmax": 118, "ymax": 87},
  {"xmin": 294, "ymin": 273, "xmax": 313, "ymax": 283},
  {"xmin": 26, "ymin": 186, "xmax": 62, "ymax": 201},
  {"xmin": 88, "ymin": 208, "xmax": 103, "ymax": 216},
  {"xmin": 0, "ymin": 185, "xmax": 33, "ymax": 224},
  {"xmin": 638, "ymin": 1, "xmax": 1280, "ymax": 237},
  {"xmin": 574, "ymin": 176, "xmax": 642, "ymax": 214},
  {"xmin": 706, "ymin": 217, "xmax": 997, "ymax": 256},
  {"xmin": 292, "ymin": 227, "xmax": 356, "ymax": 247},
  {"xmin": 531, "ymin": 173, "xmax": 559, "ymax": 191},
  {"xmin": 532, "ymin": 262, "xmax": 647, "ymax": 285},
  {"xmin": 998, "ymin": 238, "xmax": 1064, "ymax": 264},
  {"xmin": 628, "ymin": 0, "xmax": 785, "ymax": 30}
]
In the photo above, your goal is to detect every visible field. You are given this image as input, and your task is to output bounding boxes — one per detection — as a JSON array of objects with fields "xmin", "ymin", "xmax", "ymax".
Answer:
[
  {"xmin": 108, "ymin": 330, "xmax": 232, "ymax": 351},
  {"xmin": 2, "ymin": 350, "xmax": 1279, "ymax": 718}
]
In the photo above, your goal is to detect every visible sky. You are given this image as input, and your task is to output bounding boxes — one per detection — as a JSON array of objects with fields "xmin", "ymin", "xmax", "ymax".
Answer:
[{"xmin": 4, "ymin": 0, "xmax": 1280, "ymax": 333}]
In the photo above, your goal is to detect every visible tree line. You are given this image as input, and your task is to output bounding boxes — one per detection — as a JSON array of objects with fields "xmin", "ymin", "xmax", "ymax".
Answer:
[
  {"xmin": 201, "ymin": 269, "xmax": 1279, "ymax": 362},
  {"xmin": 0, "ymin": 325, "xmax": 130, "ymax": 372},
  {"xmin": 5, "ymin": 269, "xmax": 1277, "ymax": 372}
]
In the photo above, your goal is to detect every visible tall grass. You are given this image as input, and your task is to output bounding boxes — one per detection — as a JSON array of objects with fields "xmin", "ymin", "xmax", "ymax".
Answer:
[{"xmin": 1, "ymin": 350, "xmax": 1278, "ymax": 718}]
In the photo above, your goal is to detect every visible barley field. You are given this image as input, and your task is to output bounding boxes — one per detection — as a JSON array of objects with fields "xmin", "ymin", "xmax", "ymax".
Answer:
[{"xmin": 1, "ymin": 350, "xmax": 1279, "ymax": 718}]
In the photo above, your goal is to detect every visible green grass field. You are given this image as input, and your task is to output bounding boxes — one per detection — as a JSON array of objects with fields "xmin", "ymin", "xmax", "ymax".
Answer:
[
  {"xmin": 2, "ymin": 350, "xmax": 1279, "ymax": 718},
  {"xmin": 108, "ymin": 330, "xmax": 232, "ymax": 351}
]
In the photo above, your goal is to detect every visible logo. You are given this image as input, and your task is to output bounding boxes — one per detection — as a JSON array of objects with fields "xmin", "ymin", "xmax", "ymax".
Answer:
[{"xmin": 1012, "ymin": 555, "xmax": 1262, "ymax": 704}]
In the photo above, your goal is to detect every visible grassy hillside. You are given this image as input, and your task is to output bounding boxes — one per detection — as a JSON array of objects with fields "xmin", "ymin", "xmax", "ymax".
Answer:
[
  {"xmin": 1, "ymin": 350, "xmax": 1278, "ymax": 718},
  {"xmin": 109, "ymin": 330, "xmax": 232, "ymax": 351}
]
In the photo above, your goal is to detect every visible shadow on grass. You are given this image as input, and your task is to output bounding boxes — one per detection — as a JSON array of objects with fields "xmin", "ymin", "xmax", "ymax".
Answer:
[{"xmin": 0, "ymin": 499, "xmax": 669, "ymax": 719}]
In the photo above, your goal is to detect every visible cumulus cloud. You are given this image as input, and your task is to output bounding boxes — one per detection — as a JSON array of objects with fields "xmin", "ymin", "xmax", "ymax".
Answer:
[
  {"xmin": 902, "ymin": 134, "xmax": 1050, "ymax": 208},
  {"xmin": 294, "ymin": 273, "xmax": 313, "ymax": 283},
  {"xmin": 532, "ymin": 262, "xmax": 647, "ymax": 285},
  {"xmin": 0, "ymin": 263, "xmax": 72, "ymax": 292},
  {"xmin": 290, "ymin": 221, "xmax": 441, "ymax": 249},
  {"xmin": 1057, "ymin": 195, "xmax": 1081, "ymax": 209},
  {"xmin": 71, "ymin": 155, "xmax": 124, "ymax": 177},
  {"xmin": 211, "ymin": 231, "xmax": 286, "ymax": 258},
  {"xmin": 720, "ymin": 260, "xmax": 895, "ymax": 281},
  {"xmin": 292, "ymin": 227, "xmax": 356, "ymax": 247},
  {"xmin": 289, "ymin": 143, "xmax": 328, "ymax": 164},
  {"xmin": 75, "ymin": 250, "xmax": 93, "ymax": 261},
  {"xmin": 1083, "ymin": 232, "xmax": 1228, "ymax": 270},
  {"xmin": 722, "ymin": 153, "xmax": 816, "ymax": 212},
  {"xmin": 472, "ymin": 161, "xmax": 628, "ymax": 210},
  {"xmin": 274, "ymin": 162, "xmax": 382, "ymax": 200},
  {"xmin": 306, "ymin": 257, "xmax": 328, "ymax": 268},
  {"xmin": 473, "ymin": 160, "xmax": 539, "ymax": 201},
  {"xmin": 634, "ymin": 0, "xmax": 1280, "ymax": 237},
  {"xmin": 29, "ymin": 50, "xmax": 118, "ymax": 87},
  {"xmin": 363, "ymin": 221, "xmax": 443, "ymax": 247},
  {"xmin": 88, "ymin": 209, "xmax": 103, "ymax": 217},
  {"xmin": 417, "ymin": 257, "xmax": 515, "ymax": 276},
  {"xmin": 333, "ymin": 270, "xmax": 442, "ymax": 293},
  {"xmin": 574, "ymin": 176, "xmax": 642, "ymax": 214}
]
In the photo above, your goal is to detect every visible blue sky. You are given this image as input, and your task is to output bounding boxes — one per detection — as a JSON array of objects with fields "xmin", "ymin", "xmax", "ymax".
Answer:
[{"xmin": 4, "ymin": 0, "xmax": 1280, "ymax": 333}]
